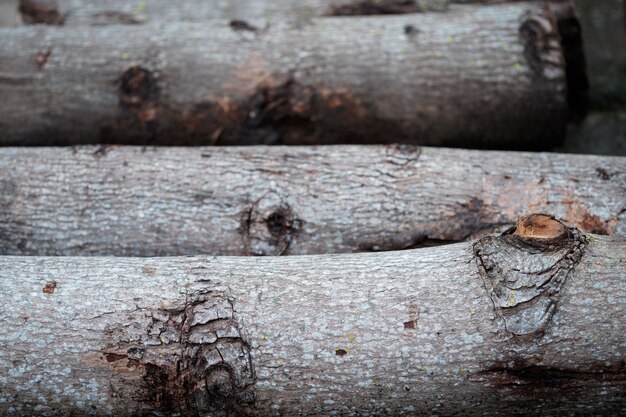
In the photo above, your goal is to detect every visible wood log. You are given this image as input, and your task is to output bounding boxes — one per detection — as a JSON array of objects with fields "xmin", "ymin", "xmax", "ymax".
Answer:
[
  {"xmin": 0, "ymin": 216, "xmax": 624, "ymax": 416},
  {"xmin": 11, "ymin": 0, "xmax": 587, "ymax": 115},
  {"xmin": 0, "ymin": 3, "xmax": 575, "ymax": 149},
  {"xmin": 1, "ymin": 145, "xmax": 624, "ymax": 256}
]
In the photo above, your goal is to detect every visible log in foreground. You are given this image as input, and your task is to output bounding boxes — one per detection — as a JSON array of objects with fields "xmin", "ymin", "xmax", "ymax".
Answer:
[
  {"xmin": 0, "ymin": 3, "xmax": 575, "ymax": 149},
  {"xmin": 1, "ymin": 145, "xmax": 624, "ymax": 256},
  {"xmin": 0, "ymin": 216, "xmax": 624, "ymax": 416}
]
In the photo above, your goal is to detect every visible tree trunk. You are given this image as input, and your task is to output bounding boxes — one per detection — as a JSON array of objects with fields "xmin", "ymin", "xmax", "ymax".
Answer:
[
  {"xmin": 1, "ymin": 145, "xmax": 624, "ymax": 256},
  {"xmin": 0, "ymin": 2, "xmax": 574, "ymax": 149},
  {"xmin": 0, "ymin": 216, "xmax": 624, "ymax": 416},
  {"xmin": 11, "ymin": 0, "xmax": 588, "ymax": 115}
]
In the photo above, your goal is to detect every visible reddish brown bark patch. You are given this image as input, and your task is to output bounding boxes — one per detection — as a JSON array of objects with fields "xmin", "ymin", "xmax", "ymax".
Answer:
[
  {"xmin": 564, "ymin": 204, "xmax": 610, "ymax": 235},
  {"xmin": 404, "ymin": 320, "xmax": 416, "ymax": 329},
  {"xmin": 102, "ymin": 76, "xmax": 403, "ymax": 145},
  {"xmin": 104, "ymin": 352, "xmax": 127, "ymax": 363},
  {"xmin": 119, "ymin": 66, "xmax": 159, "ymax": 108},
  {"xmin": 230, "ymin": 19, "xmax": 260, "ymax": 32},
  {"xmin": 42, "ymin": 280, "xmax": 57, "ymax": 294},
  {"xmin": 481, "ymin": 362, "xmax": 626, "ymax": 388},
  {"xmin": 35, "ymin": 49, "xmax": 51, "ymax": 69},
  {"xmin": 596, "ymin": 167, "xmax": 611, "ymax": 180},
  {"xmin": 19, "ymin": 0, "xmax": 64, "ymax": 25},
  {"xmin": 141, "ymin": 267, "xmax": 157, "ymax": 277},
  {"xmin": 513, "ymin": 214, "xmax": 568, "ymax": 239},
  {"xmin": 91, "ymin": 11, "xmax": 143, "ymax": 25},
  {"xmin": 236, "ymin": 78, "xmax": 405, "ymax": 146},
  {"xmin": 327, "ymin": 0, "xmax": 426, "ymax": 16}
]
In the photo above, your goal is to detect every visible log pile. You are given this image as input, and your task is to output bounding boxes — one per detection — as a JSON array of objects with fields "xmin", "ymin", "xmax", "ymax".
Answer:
[{"xmin": 0, "ymin": 1, "xmax": 624, "ymax": 416}]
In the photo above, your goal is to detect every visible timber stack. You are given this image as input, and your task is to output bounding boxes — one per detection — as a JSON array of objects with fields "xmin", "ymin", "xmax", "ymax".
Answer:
[{"xmin": 0, "ymin": 1, "xmax": 624, "ymax": 416}]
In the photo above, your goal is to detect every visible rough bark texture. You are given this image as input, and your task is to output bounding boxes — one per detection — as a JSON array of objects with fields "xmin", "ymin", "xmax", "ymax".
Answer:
[
  {"xmin": 1, "ymin": 145, "xmax": 624, "ymax": 256},
  {"xmin": 0, "ymin": 3, "xmax": 572, "ymax": 149},
  {"xmin": 0, "ymin": 221, "xmax": 624, "ymax": 416}
]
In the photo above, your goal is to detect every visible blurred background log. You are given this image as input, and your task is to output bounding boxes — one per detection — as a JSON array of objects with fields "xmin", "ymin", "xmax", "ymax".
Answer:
[
  {"xmin": 0, "ymin": 3, "xmax": 579, "ymax": 149},
  {"xmin": 1, "ymin": 145, "xmax": 623, "ymax": 256},
  {"xmin": 11, "ymin": 0, "xmax": 450, "ymax": 25}
]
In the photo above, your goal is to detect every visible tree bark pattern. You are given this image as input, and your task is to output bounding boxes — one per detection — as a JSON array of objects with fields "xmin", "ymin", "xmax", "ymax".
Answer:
[
  {"xmin": 0, "ymin": 228, "xmax": 624, "ymax": 415},
  {"xmin": 1, "ymin": 145, "xmax": 624, "ymax": 256},
  {"xmin": 0, "ymin": 3, "xmax": 571, "ymax": 148}
]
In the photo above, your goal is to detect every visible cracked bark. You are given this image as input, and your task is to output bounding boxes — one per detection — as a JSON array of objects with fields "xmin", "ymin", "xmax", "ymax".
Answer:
[
  {"xmin": 0, "ymin": 219, "xmax": 624, "ymax": 416},
  {"xmin": 1, "ymin": 145, "xmax": 624, "ymax": 256},
  {"xmin": 0, "ymin": 2, "xmax": 576, "ymax": 149}
]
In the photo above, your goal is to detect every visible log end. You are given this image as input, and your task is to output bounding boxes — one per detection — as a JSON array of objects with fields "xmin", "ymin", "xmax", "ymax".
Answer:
[
  {"xmin": 548, "ymin": 0, "xmax": 590, "ymax": 118},
  {"xmin": 512, "ymin": 214, "xmax": 568, "ymax": 240}
]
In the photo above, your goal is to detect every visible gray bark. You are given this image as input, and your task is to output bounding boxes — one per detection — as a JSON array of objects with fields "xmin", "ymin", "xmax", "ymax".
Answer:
[
  {"xmin": 1, "ymin": 145, "xmax": 624, "ymax": 256},
  {"xmin": 0, "ymin": 0, "xmax": 20, "ymax": 26},
  {"xmin": 0, "ymin": 3, "xmax": 572, "ymax": 149},
  {"xmin": 0, "ymin": 222, "xmax": 624, "ymax": 416}
]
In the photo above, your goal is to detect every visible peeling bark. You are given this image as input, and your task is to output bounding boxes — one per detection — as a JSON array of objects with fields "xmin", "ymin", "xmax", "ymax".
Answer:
[
  {"xmin": 0, "ymin": 222, "xmax": 624, "ymax": 416},
  {"xmin": 0, "ymin": 3, "xmax": 574, "ymax": 149},
  {"xmin": 1, "ymin": 145, "xmax": 624, "ymax": 256}
]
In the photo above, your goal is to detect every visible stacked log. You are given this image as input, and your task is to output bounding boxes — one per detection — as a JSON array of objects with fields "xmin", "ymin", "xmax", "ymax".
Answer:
[
  {"xmin": 0, "ymin": 216, "xmax": 624, "ymax": 416},
  {"xmin": 1, "ymin": 2, "xmax": 579, "ymax": 149},
  {"xmin": 1, "ymin": 145, "xmax": 623, "ymax": 256},
  {"xmin": 0, "ymin": 1, "xmax": 623, "ymax": 416}
]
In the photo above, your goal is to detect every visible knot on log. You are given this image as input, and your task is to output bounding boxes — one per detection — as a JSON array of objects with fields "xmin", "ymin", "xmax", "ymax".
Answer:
[
  {"xmin": 243, "ymin": 191, "xmax": 301, "ymax": 256},
  {"xmin": 473, "ymin": 214, "xmax": 586, "ymax": 336},
  {"xmin": 119, "ymin": 66, "xmax": 159, "ymax": 108},
  {"xmin": 103, "ymin": 293, "xmax": 256, "ymax": 416}
]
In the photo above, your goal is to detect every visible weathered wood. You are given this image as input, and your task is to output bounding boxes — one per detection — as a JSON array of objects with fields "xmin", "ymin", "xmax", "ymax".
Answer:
[
  {"xmin": 0, "ymin": 217, "xmax": 624, "ymax": 416},
  {"xmin": 1, "ymin": 145, "xmax": 624, "ymax": 256},
  {"xmin": 0, "ymin": 3, "xmax": 574, "ymax": 148}
]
